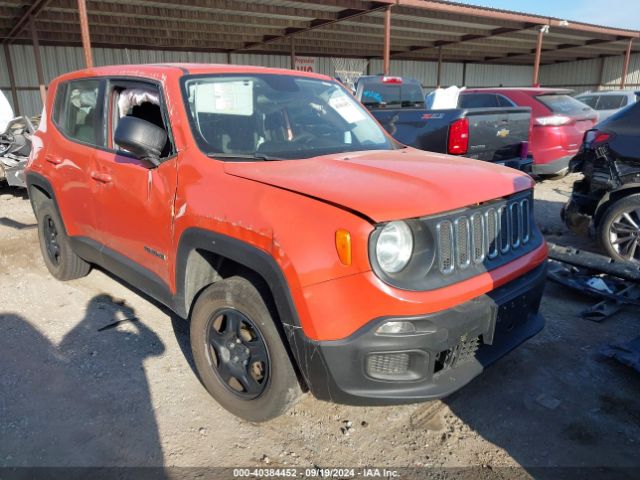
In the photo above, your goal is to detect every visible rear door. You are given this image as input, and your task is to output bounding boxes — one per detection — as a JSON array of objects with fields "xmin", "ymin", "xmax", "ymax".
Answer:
[
  {"xmin": 91, "ymin": 78, "xmax": 178, "ymax": 289},
  {"xmin": 49, "ymin": 78, "xmax": 104, "ymax": 240}
]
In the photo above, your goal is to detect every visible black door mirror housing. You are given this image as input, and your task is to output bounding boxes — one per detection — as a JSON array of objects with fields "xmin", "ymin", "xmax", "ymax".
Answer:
[{"xmin": 114, "ymin": 116, "xmax": 167, "ymax": 167}]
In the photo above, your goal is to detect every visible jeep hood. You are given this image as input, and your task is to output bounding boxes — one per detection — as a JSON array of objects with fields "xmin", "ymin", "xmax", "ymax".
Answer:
[{"xmin": 224, "ymin": 149, "xmax": 533, "ymax": 223}]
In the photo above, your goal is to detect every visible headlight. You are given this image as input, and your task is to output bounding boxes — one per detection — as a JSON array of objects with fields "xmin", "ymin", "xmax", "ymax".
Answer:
[{"xmin": 375, "ymin": 221, "xmax": 413, "ymax": 273}]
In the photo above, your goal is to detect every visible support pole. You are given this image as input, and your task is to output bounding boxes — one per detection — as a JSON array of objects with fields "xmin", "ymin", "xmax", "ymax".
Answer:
[
  {"xmin": 383, "ymin": 5, "xmax": 391, "ymax": 75},
  {"xmin": 77, "ymin": 0, "xmax": 93, "ymax": 68},
  {"xmin": 532, "ymin": 26, "xmax": 546, "ymax": 87},
  {"xmin": 436, "ymin": 47, "xmax": 443, "ymax": 88},
  {"xmin": 462, "ymin": 61, "xmax": 467, "ymax": 87},
  {"xmin": 3, "ymin": 44, "xmax": 20, "ymax": 115},
  {"xmin": 621, "ymin": 38, "xmax": 633, "ymax": 89},
  {"xmin": 597, "ymin": 57, "xmax": 605, "ymax": 91},
  {"xmin": 290, "ymin": 36, "xmax": 295, "ymax": 70},
  {"xmin": 29, "ymin": 17, "xmax": 47, "ymax": 106}
]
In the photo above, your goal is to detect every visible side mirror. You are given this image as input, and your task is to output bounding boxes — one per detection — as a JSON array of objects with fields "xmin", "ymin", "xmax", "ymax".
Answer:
[{"xmin": 114, "ymin": 116, "xmax": 167, "ymax": 167}]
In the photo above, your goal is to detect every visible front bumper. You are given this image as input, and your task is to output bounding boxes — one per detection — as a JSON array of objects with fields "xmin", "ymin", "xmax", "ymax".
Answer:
[{"xmin": 291, "ymin": 262, "xmax": 546, "ymax": 405}]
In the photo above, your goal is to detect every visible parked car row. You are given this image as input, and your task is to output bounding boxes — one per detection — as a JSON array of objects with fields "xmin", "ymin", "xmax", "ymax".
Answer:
[
  {"xmin": 576, "ymin": 89, "xmax": 640, "ymax": 122},
  {"xmin": 563, "ymin": 98, "xmax": 640, "ymax": 264},
  {"xmin": 354, "ymin": 76, "xmax": 533, "ymax": 172},
  {"xmin": 461, "ymin": 88, "xmax": 598, "ymax": 176}
]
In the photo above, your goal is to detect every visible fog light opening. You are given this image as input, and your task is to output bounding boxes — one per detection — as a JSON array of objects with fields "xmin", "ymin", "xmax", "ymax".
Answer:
[{"xmin": 367, "ymin": 353, "xmax": 410, "ymax": 378}]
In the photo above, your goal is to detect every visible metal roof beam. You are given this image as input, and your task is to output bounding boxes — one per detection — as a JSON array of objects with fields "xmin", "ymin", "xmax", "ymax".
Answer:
[
  {"xmin": 393, "ymin": 25, "xmax": 534, "ymax": 57},
  {"xmin": 484, "ymin": 36, "xmax": 629, "ymax": 62},
  {"xmin": 235, "ymin": 1, "xmax": 389, "ymax": 52},
  {"xmin": 396, "ymin": 0, "xmax": 639, "ymax": 39},
  {"xmin": 2, "ymin": 0, "xmax": 52, "ymax": 44}
]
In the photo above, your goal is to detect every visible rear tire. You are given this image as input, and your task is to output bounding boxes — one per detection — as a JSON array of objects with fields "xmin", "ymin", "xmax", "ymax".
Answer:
[
  {"xmin": 36, "ymin": 201, "xmax": 91, "ymax": 280},
  {"xmin": 190, "ymin": 276, "xmax": 302, "ymax": 422},
  {"xmin": 598, "ymin": 194, "xmax": 640, "ymax": 264}
]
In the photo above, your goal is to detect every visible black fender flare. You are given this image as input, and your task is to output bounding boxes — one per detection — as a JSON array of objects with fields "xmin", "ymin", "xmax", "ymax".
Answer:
[
  {"xmin": 24, "ymin": 171, "xmax": 68, "ymax": 233},
  {"xmin": 174, "ymin": 228, "xmax": 302, "ymax": 329},
  {"xmin": 25, "ymin": 171, "xmax": 57, "ymax": 209}
]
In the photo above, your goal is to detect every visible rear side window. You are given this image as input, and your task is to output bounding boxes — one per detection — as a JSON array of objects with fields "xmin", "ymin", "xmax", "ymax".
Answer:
[
  {"xmin": 56, "ymin": 79, "xmax": 104, "ymax": 147},
  {"xmin": 51, "ymin": 83, "xmax": 67, "ymax": 125},
  {"xmin": 597, "ymin": 95, "xmax": 626, "ymax": 110},
  {"xmin": 459, "ymin": 94, "xmax": 500, "ymax": 108},
  {"xmin": 497, "ymin": 95, "xmax": 515, "ymax": 107},
  {"xmin": 577, "ymin": 95, "xmax": 598, "ymax": 108},
  {"xmin": 536, "ymin": 94, "xmax": 590, "ymax": 115}
]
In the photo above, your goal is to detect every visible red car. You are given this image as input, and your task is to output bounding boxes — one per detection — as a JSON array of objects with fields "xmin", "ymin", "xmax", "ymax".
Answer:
[{"xmin": 460, "ymin": 88, "xmax": 597, "ymax": 176}]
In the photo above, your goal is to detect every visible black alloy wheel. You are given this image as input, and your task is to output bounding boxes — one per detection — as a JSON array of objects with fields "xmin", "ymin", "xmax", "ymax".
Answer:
[
  {"xmin": 608, "ymin": 208, "xmax": 640, "ymax": 262},
  {"xmin": 43, "ymin": 215, "xmax": 61, "ymax": 266},
  {"xmin": 205, "ymin": 307, "xmax": 270, "ymax": 399}
]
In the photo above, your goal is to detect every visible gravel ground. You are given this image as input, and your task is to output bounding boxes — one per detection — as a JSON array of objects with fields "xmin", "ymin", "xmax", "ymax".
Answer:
[{"xmin": 0, "ymin": 176, "xmax": 639, "ymax": 477}]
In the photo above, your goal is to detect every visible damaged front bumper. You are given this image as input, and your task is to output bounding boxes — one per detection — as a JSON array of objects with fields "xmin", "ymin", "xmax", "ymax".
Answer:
[{"xmin": 291, "ymin": 262, "xmax": 546, "ymax": 405}]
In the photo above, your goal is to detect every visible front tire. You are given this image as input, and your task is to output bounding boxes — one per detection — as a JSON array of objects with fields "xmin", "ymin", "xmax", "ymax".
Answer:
[
  {"xmin": 190, "ymin": 277, "xmax": 302, "ymax": 422},
  {"xmin": 36, "ymin": 201, "xmax": 90, "ymax": 280},
  {"xmin": 598, "ymin": 194, "xmax": 640, "ymax": 264}
]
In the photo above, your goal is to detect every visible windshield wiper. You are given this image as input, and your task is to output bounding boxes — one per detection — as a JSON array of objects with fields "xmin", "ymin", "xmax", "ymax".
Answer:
[{"xmin": 206, "ymin": 152, "xmax": 280, "ymax": 161}]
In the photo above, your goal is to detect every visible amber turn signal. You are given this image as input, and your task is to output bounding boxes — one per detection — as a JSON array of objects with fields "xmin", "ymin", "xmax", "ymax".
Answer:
[{"xmin": 335, "ymin": 229, "xmax": 352, "ymax": 266}]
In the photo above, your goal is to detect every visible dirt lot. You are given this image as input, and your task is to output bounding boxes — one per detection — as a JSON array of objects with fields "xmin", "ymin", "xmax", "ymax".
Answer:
[{"xmin": 1, "ymin": 175, "xmax": 639, "ymax": 477}]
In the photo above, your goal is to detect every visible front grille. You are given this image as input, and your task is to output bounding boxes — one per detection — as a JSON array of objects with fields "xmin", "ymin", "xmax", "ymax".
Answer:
[
  {"xmin": 434, "ymin": 336, "xmax": 480, "ymax": 374},
  {"xmin": 436, "ymin": 194, "xmax": 533, "ymax": 275}
]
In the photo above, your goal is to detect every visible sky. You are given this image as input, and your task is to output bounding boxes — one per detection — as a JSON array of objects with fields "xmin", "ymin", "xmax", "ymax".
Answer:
[{"xmin": 448, "ymin": 0, "xmax": 640, "ymax": 30}]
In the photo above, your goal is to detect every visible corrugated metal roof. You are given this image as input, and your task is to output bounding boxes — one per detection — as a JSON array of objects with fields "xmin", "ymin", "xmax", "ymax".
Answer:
[
  {"xmin": 1, "ymin": 0, "xmax": 638, "ymax": 65},
  {"xmin": 2, "ymin": 0, "xmax": 638, "ymax": 115}
]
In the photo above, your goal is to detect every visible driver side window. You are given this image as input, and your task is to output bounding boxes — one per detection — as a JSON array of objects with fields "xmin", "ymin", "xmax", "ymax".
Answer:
[{"xmin": 108, "ymin": 81, "xmax": 175, "ymax": 159}]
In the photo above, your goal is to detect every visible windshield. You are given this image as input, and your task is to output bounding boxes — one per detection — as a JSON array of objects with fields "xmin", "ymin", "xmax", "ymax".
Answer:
[
  {"xmin": 183, "ymin": 74, "xmax": 395, "ymax": 160},
  {"xmin": 536, "ymin": 94, "xmax": 592, "ymax": 116}
]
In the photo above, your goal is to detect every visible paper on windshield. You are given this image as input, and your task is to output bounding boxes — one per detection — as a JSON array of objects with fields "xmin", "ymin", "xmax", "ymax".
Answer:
[
  {"xmin": 195, "ymin": 80, "xmax": 253, "ymax": 116},
  {"xmin": 329, "ymin": 93, "xmax": 364, "ymax": 124}
]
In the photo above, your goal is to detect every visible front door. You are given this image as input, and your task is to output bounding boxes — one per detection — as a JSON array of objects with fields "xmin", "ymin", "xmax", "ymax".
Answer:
[{"xmin": 91, "ymin": 78, "xmax": 178, "ymax": 292}]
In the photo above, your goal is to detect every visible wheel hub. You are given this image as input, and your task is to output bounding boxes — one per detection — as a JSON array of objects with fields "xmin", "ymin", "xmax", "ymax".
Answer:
[
  {"xmin": 206, "ymin": 308, "xmax": 269, "ymax": 399},
  {"xmin": 227, "ymin": 336, "xmax": 251, "ymax": 364}
]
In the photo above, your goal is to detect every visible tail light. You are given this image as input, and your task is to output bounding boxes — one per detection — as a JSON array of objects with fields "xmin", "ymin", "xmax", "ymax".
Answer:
[
  {"xmin": 584, "ymin": 129, "xmax": 612, "ymax": 146},
  {"xmin": 520, "ymin": 141, "xmax": 529, "ymax": 160},
  {"xmin": 382, "ymin": 76, "xmax": 403, "ymax": 84},
  {"xmin": 535, "ymin": 115, "xmax": 573, "ymax": 126},
  {"xmin": 448, "ymin": 118, "xmax": 469, "ymax": 155}
]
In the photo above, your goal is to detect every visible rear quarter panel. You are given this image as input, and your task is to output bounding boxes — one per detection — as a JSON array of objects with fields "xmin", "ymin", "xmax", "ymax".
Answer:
[{"xmin": 26, "ymin": 80, "xmax": 98, "ymax": 239}]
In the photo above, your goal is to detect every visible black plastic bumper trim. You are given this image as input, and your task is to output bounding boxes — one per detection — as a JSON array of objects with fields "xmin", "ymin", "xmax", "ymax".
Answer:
[{"xmin": 288, "ymin": 262, "xmax": 546, "ymax": 405}]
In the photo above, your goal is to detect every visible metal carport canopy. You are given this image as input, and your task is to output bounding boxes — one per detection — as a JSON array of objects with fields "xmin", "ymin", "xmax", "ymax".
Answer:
[{"xmin": 1, "ymin": 0, "xmax": 638, "ymax": 64}]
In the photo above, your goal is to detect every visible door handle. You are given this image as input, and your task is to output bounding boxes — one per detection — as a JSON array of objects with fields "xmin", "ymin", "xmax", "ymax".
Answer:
[
  {"xmin": 90, "ymin": 172, "xmax": 112, "ymax": 184},
  {"xmin": 45, "ymin": 154, "xmax": 62, "ymax": 165}
]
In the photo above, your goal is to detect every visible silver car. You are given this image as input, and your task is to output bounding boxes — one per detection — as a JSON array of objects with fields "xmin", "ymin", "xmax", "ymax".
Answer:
[{"xmin": 576, "ymin": 90, "xmax": 640, "ymax": 122}]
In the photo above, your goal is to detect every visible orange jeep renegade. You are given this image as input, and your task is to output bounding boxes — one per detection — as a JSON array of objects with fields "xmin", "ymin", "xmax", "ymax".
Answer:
[{"xmin": 26, "ymin": 64, "xmax": 547, "ymax": 421}]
